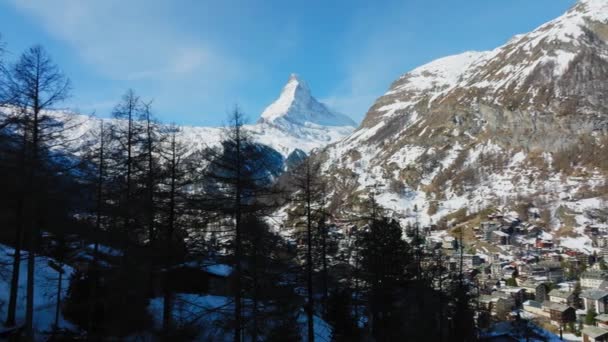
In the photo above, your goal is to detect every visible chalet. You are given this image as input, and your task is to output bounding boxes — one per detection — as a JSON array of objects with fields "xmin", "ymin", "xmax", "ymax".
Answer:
[
  {"xmin": 595, "ymin": 314, "xmax": 608, "ymax": 329},
  {"xmin": 581, "ymin": 289, "xmax": 608, "ymax": 315},
  {"xmin": 487, "ymin": 213, "xmax": 504, "ymax": 220},
  {"xmin": 574, "ymin": 253, "xmax": 594, "ymax": 267},
  {"xmin": 481, "ymin": 221, "xmax": 500, "ymax": 241},
  {"xmin": 550, "ymin": 253, "xmax": 564, "ymax": 263},
  {"xmin": 519, "ymin": 261, "xmax": 563, "ymax": 283},
  {"xmin": 548, "ymin": 289, "xmax": 575, "ymax": 306},
  {"xmin": 501, "ymin": 265, "xmax": 517, "ymax": 278},
  {"xmin": 568, "ymin": 256, "xmax": 585, "ymax": 271},
  {"xmin": 452, "ymin": 253, "xmax": 482, "ymax": 269},
  {"xmin": 535, "ymin": 238, "xmax": 554, "ymax": 249},
  {"xmin": 582, "ymin": 326, "xmax": 608, "ymax": 342},
  {"xmin": 479, "ymin": 292, "xmax": 515, "ymax": 316},
  {"xmin": 518, "ymin": 279, "xmax": 539, "ymax": 299},
  {"xmin": 497, "ymin": 286, "xmax": 526, "ymax": 307},
  {"xmin": 565, "ymin": 250, "xmax": 580, "ymax": 257},
  {"xmin": 69, "ymin": 243, "xmax": 123, "ymax": 271},
  {"xmin": 542, "ymin": 301, "xmax": 576, "ymax": 326},
  {"xmin": 522, "ymin": 300, "xmax": 548, "ymax": 317},
  {"xmin": 479, "ymin": 295, "xmax": 494, "ymax": 312},
  {"xmin": 518, "ymin": 279, "xmax": 549, "ymax": 302},
  {"xmin": 491, "ymin": 230, "xmax": 510, "ymax": 245},
  {"xmin": 601, "ymin": 246, "xmax": 608, "ymax": 261},
  {"xmin": 491, "ymin": 262, "xmax": 505, "ymax": 277},
  {"xmin": 582, "ymin": 270, "xmax": 608, "ymax": 289},
  {"xmin": 155, "ymin": 261, "xmax": 233, "ymax": 297},
  {"xmin": 525, "ymin": 225, "xmax": 543, "ymax": 238}
]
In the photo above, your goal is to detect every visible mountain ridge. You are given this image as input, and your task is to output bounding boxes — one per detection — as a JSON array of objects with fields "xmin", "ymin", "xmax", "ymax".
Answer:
[
  {"xmin": 300, "ymin": 0, "xmax": 608, "ymax": 253},
  {"xmin": 49, "ymin": 74, "xmax": 355, "ymax": 163}
]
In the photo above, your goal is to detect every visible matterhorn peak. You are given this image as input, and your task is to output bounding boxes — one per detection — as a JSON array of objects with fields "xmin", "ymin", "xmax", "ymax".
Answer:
[
  {"xmin": 287, "ymin": 72, "xmax": 304, "ymax": 84},
  {"xmin": 258, "ymin": 74, "xmax": 356, "ymax": 127}
]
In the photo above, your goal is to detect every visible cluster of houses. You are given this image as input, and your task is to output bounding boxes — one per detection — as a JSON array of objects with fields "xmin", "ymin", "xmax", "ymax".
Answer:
[
  {"xmin": 476, "ymin": 266, "xmax": 608, "ymax": 341},
  {"xmin": 427, "ymin": 211, "xmax": 608, "ymax": 341},
  {"xmin": 67, "ymin": 240, "xmax": 234, "ymax": 298}
]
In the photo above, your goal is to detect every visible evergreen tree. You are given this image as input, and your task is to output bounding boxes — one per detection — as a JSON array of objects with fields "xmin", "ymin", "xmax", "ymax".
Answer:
[
  {"xmin": 326, "ymin": 287, "xmax": 360, "ymax": 342},
  {"xmin": 291, "ymin": 158, "xmax": 325, "ymax": 341},
  {"xmin": 156, "ymin": 125, "xmax": 191, "ymax": 336},
  {"xmin": 203, "ymin": 108, "xmax": 281, "ymax": 342},
  {"xmin": 355, "ymin": 217, "xmax": 411, "ymax": 341},
  {"xmin": 107, "ymin": 89, "xmax": 145, "ymax": 252},
  {"xmin": 2, "ymin": 45, "xmax": 71, "ymax": 338}
]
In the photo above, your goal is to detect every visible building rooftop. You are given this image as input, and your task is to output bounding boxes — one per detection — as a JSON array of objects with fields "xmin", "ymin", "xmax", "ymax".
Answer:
[
  {"xmin": 581, "ymin": 289, "xmax": 608, "ymax": 300},
  {"xmin": 582, "ymin": 326, "xmax": 608, "ymax": 339},
  {"xmin": 542, "ymin": 301, "xmax": 571, "ymax": 312},
  {"xmin": 548, "ymin": 289, "xmax": 573, "ymax": 299},
  {"xmin": 499, "ymin": 286, "xmax": 524, "ymax": 294},
  {"xmin": 523, "ymin": 300, "xmax": 542, "ymax": 309}
]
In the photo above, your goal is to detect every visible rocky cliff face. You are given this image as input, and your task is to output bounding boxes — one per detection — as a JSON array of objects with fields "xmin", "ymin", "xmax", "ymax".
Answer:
[
  {"xmin": 360, "ymin": 0, "xmax": 608, "ymax": 152},
  {"xmin": 313, "ymin": 0, "xmax": 608, "ymax": 240}
]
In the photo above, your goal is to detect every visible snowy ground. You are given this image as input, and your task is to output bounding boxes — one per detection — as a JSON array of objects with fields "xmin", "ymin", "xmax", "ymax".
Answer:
[
  {"xmin": 149, "ymin": 294, "xmax": 332, "ymax": 341},
  {"xmin": 482, "ymin": 321, "xmax": 581, "ymax": 342},
  {"xmin": 0, "ymin": 244, "xmax": 75, "ymax": 339}
]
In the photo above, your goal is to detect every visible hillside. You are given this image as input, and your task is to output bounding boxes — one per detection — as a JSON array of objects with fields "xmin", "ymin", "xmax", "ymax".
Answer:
[{"xmin": 307, "ymin": 0, "xmax": 608, "ymax": 252}]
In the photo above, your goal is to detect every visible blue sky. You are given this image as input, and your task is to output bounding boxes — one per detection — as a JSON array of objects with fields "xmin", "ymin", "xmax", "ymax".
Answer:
[{"xmin": 0, "ymin": 0, "xmax": 575, "ymax": 126}]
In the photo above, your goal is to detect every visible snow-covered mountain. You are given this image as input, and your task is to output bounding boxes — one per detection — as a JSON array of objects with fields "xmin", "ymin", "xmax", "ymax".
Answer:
[
  {"xmin": 309, "ymin": 0, "xmax": 608, "ymax": 250},
  {"xmin": 259, "ymin": 74, "xmax": 356, "ymax": 128},
  {"xmin": 58, "ymin": 74, "xmax": 356, "ymax": 170},
  {"xmin": 250, "ymin": 74, "xmax": 356, "ymax": 156}
]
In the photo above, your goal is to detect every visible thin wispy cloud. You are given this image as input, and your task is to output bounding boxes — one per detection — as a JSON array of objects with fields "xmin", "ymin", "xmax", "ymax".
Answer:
[
  {"xmin": 8, "ymin": 0, "xmax": 234, "ymax": 81},
  {"xmin": 3, "ymin": 0, "xmax": 576, "ymax": 125},
  {"xmin": 7, "ymin": 0, "xmax": 248, "ymax": 124}
]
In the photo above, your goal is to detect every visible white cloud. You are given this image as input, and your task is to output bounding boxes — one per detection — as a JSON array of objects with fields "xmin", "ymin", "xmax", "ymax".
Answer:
[
  {"xmin": 7, "ymin": 0, "xmax": 252, "ymax": 124},
  {"xmin": 7, "ymin": 0, "xmax": 242, "ymax": 82}
]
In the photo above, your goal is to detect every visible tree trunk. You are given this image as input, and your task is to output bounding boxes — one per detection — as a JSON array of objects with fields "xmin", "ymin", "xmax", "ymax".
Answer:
[
  {"xmin": 251, "ymin": 241, "xmax": 259, "ymax": 342},
  {"xmin": 25, "ymin": 92, "xmax": 41, "ymax": 340},
  {"xmin": 54, "ymin": 269, "xmax": 62, "ymax": 329},
  {"xmin": 6, "ymin": 131, "xmax": 28, "ymax": 327},
  {"xmin": 234, "ymin": 124, "xmax": 243, "ymax": 342},
  {"xmin": 88, "ymin": 121, "xmax": 104, "ymax": 337},
  {"xmin": 6, "ymin": 199, "xmax": 24, "ymax": 327},
  {"xmin": 306, "ymin": 163, "xmax": 314, "ymax": 342},
  {"xmin": 146, "ymin": 113, "xmax": 155, "ymax": 243},
  {"xmin": 321, "ymin": 219, "xmax": 328, "ymax": 317},
  {"xmin": 162, "ymin": 133, "xmax": 177, "ymax": 334}
]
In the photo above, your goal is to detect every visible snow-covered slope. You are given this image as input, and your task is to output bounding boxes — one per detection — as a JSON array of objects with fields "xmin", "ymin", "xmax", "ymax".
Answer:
[
  {"xmin": 0, "ymin": 244, "xmax": 75, "ymax": 336},
  {"xmin": 148, "ymin": 294, "xmax": 333, "ymax": 341},
  {"xmin": 309, "ymin": 0, "xmax": 608, "ymax": 240},
  {"xmin": 363, "ymin": 0, "xmax": 608, "ymax": 131}
]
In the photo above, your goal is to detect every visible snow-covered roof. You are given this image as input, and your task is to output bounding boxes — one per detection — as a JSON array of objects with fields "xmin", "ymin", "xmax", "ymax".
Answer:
[
  {"xmin": 86, "ymin": 243, "xmax": 123, "ymax": 257},
  {"xmin": 203, "ymin": 264, "xmax": 232, "ymax": 277}
]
